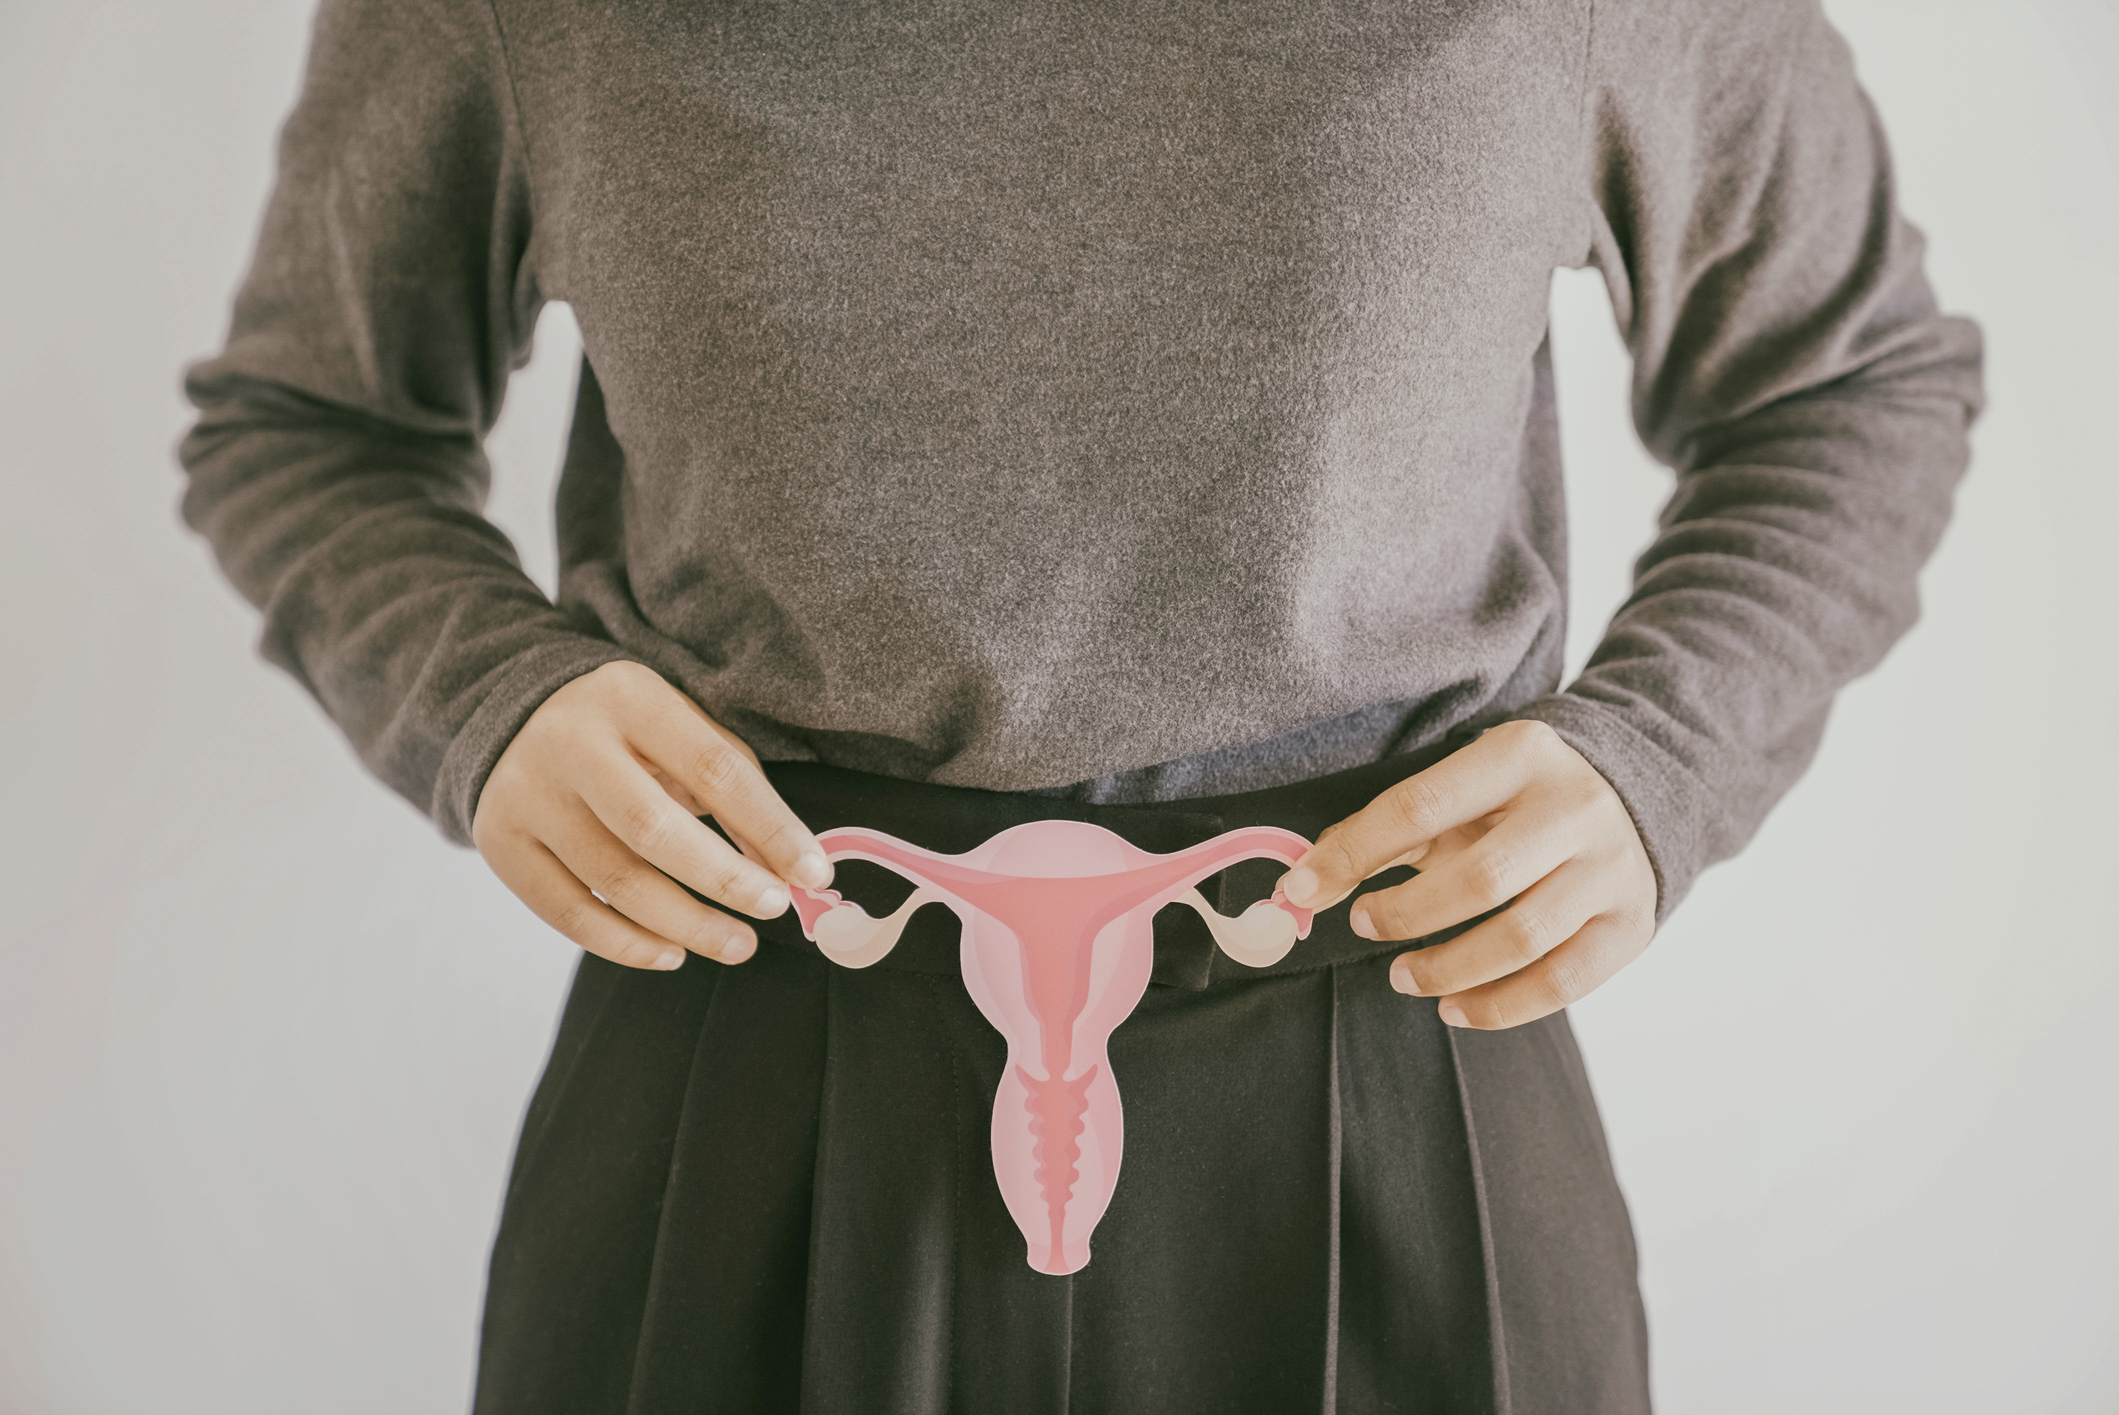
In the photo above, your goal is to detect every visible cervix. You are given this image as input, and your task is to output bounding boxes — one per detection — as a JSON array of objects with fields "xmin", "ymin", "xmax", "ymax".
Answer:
[{"xmin": 788, "ymin": 819, "xmax": 1316, "ymax": 1275}]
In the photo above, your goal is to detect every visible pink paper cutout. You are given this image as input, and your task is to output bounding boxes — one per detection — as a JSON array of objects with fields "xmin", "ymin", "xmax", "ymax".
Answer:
[{"xmin": 788, "ymin": 819, "xmax": 1315, "ymax": 1274}]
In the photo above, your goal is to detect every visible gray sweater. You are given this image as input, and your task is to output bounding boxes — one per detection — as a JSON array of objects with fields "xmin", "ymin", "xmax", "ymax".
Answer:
[{"xmin": 176, "ymin": 0, "xmax": 1983, "ymax": 927}]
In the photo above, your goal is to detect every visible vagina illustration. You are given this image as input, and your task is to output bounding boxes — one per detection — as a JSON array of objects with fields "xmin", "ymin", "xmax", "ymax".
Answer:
[{"xmin": 788, "ymin": 820, "xmax": 1317, "ymax": 1275}]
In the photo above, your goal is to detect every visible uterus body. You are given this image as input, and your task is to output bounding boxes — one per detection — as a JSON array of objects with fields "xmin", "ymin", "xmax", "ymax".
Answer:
[{"xmin": 788, "ymin": 819, "xmax": 1316, "ymax": 1275}]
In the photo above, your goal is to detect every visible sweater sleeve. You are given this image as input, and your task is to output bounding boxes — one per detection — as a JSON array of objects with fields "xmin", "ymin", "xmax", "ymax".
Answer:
[
  {"xmin": 1506, "ymin": 0, "xmax": 1985, "ymax": 927},
  {"xmin": 174, "ymin": 0, "xmax": 633, "ymax": 847}
]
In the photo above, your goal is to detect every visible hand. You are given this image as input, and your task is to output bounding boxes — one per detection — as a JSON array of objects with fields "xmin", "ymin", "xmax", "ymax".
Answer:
[
  {"xmin": 1275, "ymin": 719, "xmax": 1657, "ymax": 1029},
  {"xmin": 470, "ymin": 660, "xmax": 834, "ymax": 972}
]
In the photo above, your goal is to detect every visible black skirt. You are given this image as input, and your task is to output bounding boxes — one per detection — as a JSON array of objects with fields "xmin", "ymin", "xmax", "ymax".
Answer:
[{"xmin": 471, "ymin": 742, "xmax": 1652, "ymax": 1414}]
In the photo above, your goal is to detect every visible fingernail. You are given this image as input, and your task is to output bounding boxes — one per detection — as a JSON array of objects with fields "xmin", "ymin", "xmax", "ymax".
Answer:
[
  {"xmin": 756, "ymin": 885, "xmax": 789, "ymax": 916},
  {"xmin": 1391, "ymin": 960, "xmax": 1423, "ymax": 995},
  {"xmin": 1349, "ymin": 905, "xmax": 1376, "ymax": 939},
  {"xmin": 1438, "ymin": 1000, "xmax": 1467, "ymax": 1027},
  {"xmin": 655, "ymin": 951, "xmax": 685, "ymax": 971},
  {"xmin": 1281, "ymin": 867, "xmax": 1319, "ymax": 906},
  {"xmin": 794, "ymin": 852, "xmax": 833, "ymax": 889},
  {"xmin": 720, "ymin": 935, "xmax": 756, "ymax": 964}
]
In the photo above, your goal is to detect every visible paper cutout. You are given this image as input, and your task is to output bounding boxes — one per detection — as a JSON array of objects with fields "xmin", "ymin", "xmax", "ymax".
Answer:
[{"xmin": 789, "ymin": 820, "xmax": 1315, "ymax": 1274}]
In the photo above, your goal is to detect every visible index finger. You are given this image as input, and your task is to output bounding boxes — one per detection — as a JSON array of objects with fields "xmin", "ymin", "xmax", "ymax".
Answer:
[
  {"xmin": 1277, "ymin": 729, "xmax": 1535, "ymax": 908},
  {"xmin": 624, "ymin": 692, "xmax": 833, "ymax": 891}
]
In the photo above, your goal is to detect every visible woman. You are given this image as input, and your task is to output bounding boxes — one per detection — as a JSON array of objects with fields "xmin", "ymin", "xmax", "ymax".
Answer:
[{"xmin": 176, "ymin": 0, "xmax": 1982, "ymax": 1408}]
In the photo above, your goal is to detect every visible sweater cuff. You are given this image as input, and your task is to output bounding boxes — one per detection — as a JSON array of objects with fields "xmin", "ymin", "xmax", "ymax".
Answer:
[
  {"xmin": 429, "ymin": 637, "xmax": 640, "ymax": 848},
  {"xmin": 1499, "ymin": 691, "xmax": 1718, "ymax": 931}
]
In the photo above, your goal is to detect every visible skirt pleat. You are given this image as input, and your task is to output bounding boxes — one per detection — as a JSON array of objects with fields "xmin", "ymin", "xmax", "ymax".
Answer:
[
  {"xmin": 1332, "ymin": 952, "xmax": 1503, "ymax": 1414},
  {"xmin": 799, "ymin": 964, "xmax": 976, "ymax": 1412},
  {"xmin": 626, "ymin": 946, "xmax": 825, "ymax": 1412},
  {"xmin": 1446, "ymin": 1011, "xmax": 1652, "ymax": 1412}
]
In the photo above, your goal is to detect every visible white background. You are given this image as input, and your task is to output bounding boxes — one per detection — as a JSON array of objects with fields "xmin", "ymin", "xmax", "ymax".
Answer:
[{"xmin": 1, "ymin": 1, "xmax": 2113, "ymax": 1409}]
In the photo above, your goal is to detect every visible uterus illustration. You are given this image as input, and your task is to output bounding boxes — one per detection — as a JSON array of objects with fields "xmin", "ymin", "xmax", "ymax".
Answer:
[{"xmin": 788, "ymin": 819, "xmax": 1316, "ymax": 1275}]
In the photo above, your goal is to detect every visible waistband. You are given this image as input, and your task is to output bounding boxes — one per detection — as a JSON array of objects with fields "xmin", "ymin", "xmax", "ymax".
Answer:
[{"xmin": 743, "ymin": 724, "xmax": 1486, "ymax": 991}]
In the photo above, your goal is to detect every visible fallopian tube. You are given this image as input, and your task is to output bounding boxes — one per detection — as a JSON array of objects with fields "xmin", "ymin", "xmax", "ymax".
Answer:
[{"xmin": 788, "ymin": 819, "xmax": 1316, "ymax": 1275}]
